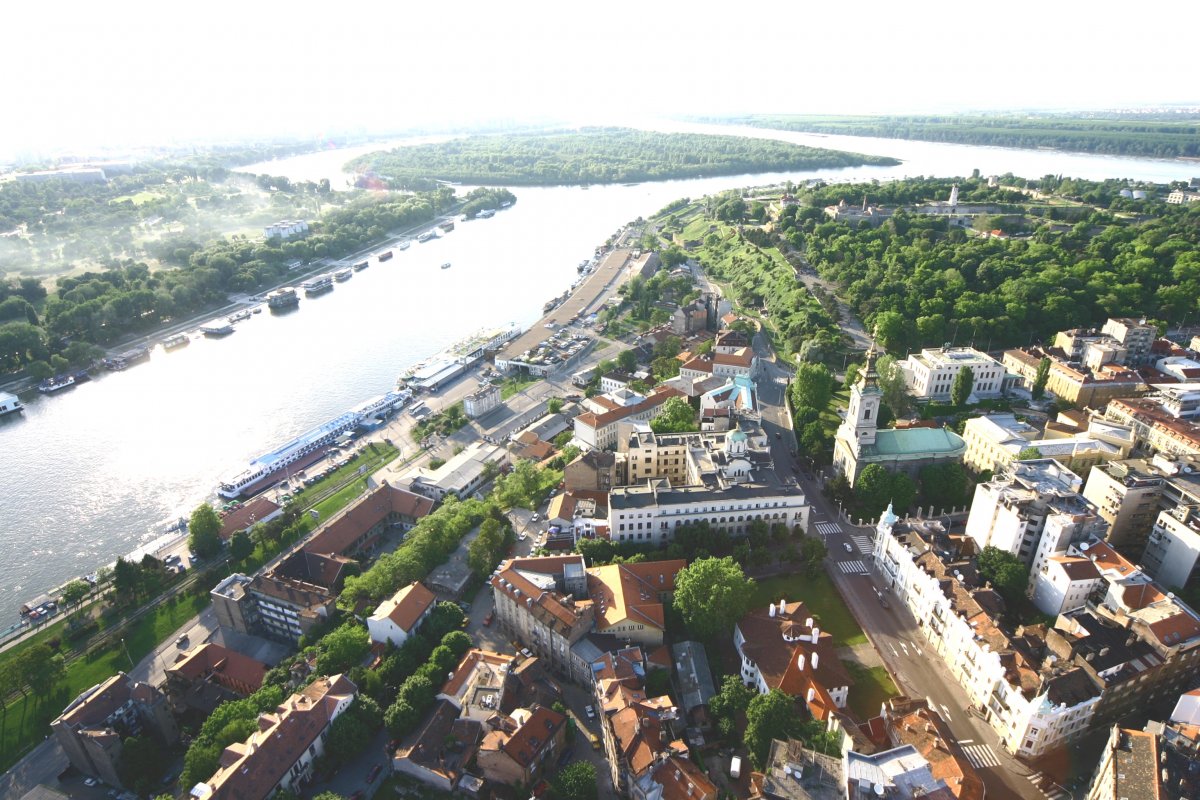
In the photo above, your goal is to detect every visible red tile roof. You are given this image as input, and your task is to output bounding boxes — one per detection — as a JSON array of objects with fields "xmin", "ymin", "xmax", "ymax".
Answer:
[
  {"xmin": 575, "ymin": 386, "xmax": 684, "ymax": 431},
  {"xmin": 372, "ymin": 581, "xmax": 437, "ymax": 633},
  {"xmin": 502, "ymin": 706, "xmax": 566, "ymax": 768},
  {"xmin": 219, "ymin": 496, "xmax": 281, "ymax": 541},
  {"xmin": 169, "ymin": 643, "xmax": 267, "ymax": 695},
  {"xmin": 305, "ymin": 483, "xmax": 433, "ymax": 557}
]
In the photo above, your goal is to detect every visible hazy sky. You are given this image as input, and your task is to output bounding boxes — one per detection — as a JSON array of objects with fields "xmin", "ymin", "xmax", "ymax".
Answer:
[{"xmin": 3, "ymin": 0, "xmax": 1196, "ymax": 159}]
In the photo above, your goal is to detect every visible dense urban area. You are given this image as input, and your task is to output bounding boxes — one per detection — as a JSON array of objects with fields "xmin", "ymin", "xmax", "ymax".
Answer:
[{"xmin": 3, "ymin": 123, "xmax": 1200, "ymax": 800}]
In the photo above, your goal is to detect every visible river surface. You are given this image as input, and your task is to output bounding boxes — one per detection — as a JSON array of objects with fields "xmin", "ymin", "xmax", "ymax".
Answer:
[{"xmin": 0, "ymin": 125, "xmax": 1195, "ymax": 620}]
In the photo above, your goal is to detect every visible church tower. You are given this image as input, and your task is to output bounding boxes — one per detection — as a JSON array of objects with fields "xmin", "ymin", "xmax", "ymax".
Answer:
[
  {"xmin": 833, "ymin": 338, "xmax": 884, "ymax": 482},
  {"xmin": 948, "ymin": 183, "xmax": 959, "ymax": 210}
]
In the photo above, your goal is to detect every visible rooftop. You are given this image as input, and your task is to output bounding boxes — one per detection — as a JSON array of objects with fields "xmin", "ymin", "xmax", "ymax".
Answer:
[
  {"xmin": 369, "ymin": 581, "xmax": 437, "ymax": 633},
  {"xmin": 753, "ymin": 738, "xmax": 845, "ymax": 800}
]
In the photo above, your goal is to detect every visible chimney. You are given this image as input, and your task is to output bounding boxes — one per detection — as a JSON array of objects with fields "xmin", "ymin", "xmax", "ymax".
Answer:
[
  {"xmin": 797, "ymin": 654, "xmax": 806, "ymax": 672},
  {"xmin": 805, "ymin": 617, "xmax": 813, "ymax": 628},
  {"xmin": 812, "ymin": 653, "xmax": 820, "ymax": 670},
  {"xmin": 811, "ymin": 627, "xmax": 820, "ymax": 644},
  {"xmin": 778, "ymin": 599, "xmax": 786, "ymax": 615},
  {"xmin": 807, "ymin": 687, "xmax": 815, "ymax": 703},
  {"xmin": 769, "ymin": 604, "xmax": 776, "ymax": 618}
]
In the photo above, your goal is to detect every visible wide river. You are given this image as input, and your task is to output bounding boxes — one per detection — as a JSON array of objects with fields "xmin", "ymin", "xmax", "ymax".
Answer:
[{"xmin": 0, "ymin": 123, "xmax": 1194, "ymax": 621}]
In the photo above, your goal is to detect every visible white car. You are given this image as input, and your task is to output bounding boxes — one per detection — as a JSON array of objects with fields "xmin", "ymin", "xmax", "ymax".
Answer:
[
  {"xmin": 84, "ymin": 778, "xmax": 98, "ymax": 787},
  {"xmin": 531, "ymin": 513, "xmax": 540, "ymax": 523},
  {"xmin": 518, "ymin": 532, "xmax": 527, "ymax": 541},
  {"xmin": 585, "ymin": 705, "xmax": 596, "ymax": 719},
  {"xmin": 843, "ymin": 542, "xmax": 854, "ymax": 553}
]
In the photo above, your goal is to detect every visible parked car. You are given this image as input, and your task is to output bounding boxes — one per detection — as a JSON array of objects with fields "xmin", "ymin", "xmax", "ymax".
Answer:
[
  {"xmin": 520, "ymin": 647, "xmax": 533, "ymax": 659},
  {"xmin": 585, "ymin": 704, "xmax": 596, "ymax": 719},
  {"xmin": 843, "ymin": 542, "xmax": 854, "ymax": 553},
  {"xmin": 176, "ymin": 634, "xmax": 189, "ymax": 648},
  {"xmin": 531, "ymin": 513, "xmax": 540, "ymax": 523},
  {"xmin": 84, "ymin": 778, "xmax": 98, "ymax": 787}
]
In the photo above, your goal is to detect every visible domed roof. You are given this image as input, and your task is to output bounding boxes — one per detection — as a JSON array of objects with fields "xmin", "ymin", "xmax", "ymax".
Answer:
[{"xmin": 729, "ymin": 430, "xmax": 748, "ymax": 442}]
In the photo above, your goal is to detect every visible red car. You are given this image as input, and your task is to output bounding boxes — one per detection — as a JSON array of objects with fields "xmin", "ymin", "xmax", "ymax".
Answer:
[{"xmin": 483, "ymin": 612, "xmax": 494, "ymax": 627}]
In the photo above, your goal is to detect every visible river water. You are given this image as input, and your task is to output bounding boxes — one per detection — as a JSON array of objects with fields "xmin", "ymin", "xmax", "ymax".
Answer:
[{"xmin": 0, "ymin": 124, "xmax": 1194, "ymax": 619}]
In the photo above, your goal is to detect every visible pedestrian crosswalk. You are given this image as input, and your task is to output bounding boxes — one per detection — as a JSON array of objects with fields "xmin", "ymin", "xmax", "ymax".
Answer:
[
  {"xmin": 837, "ymin": 560, "xmax": 868, "ymax": 575},
  {"xmin": 1024, "ymin": 771, "xmax": 1069, "ymax": 800},
  {"xmin": 961, "ymin": 743, "xmax": 1000, "ymax": 769},
  {"xmin": 815, "ymin": 521, "xmax": 842, "ymax": 536},
  {"xmin": 850, "ymin": 533, "xmax": 873, "ymax": 554}
]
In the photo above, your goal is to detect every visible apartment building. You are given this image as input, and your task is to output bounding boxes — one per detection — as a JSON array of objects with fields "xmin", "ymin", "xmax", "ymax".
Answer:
[
  {"xmin": 574, "ymin": 386, "xmax": 686, "ymax": 450},
  {"xmin": 965, "ymin": 460, "xmax": 1107, "ymax": 570},
  {"xmin": 476, "ymin": 705, "xmax": 567, "ymax": 787},
  {"xmin": 1084, "ymin": 721, "xmax": 1200, "ymax": 800},
  {"xmin": 1101, "ymin": 318, "xmax": 1157, "ymax": 366},
  {"xmin": 408, "ymin": 441, "xmax": 510, "ymax": 500},
  {"xmin": 1142, "ymin": 505, "xmax": 1200, "ymax": 591},
  {"xmin": 1081, "ymin": 456, "xmax": 1198, "ymax": 551},
  {"xmin": 367, "ymin": 580, "xmax": 437, "ymax": 647},
  {"xmin": 1030, "ymin": 555, "xmax": 1102, "ymax": 616},
  {"xmin": 734, "ymin": 599, "xmax": 851, "ymax": 714},
  {"xmin": 1106, "ymin": 390, "xmax": 1200, "ymax": 458},
  {"xmin": 874, "ymin": 514, "xmax": 1101, "ymax": 758},
  {"xmin": 490, "ymin": 555, "xmax": 595, "ymax": 683},
  {"xmin": 52, "ymin": 673, "xmax": 178, "ymax": 787},
  {"xmin": 614, "ymin": 419, "xmax": 772, "ymax": 488},
  {"xmin": 190, "ymin": 675, "xmax": 356, "ymax": 800},
  {"xmin": 1003, "ymin": 347, "xmax": 1144, "ymax": 407},
  {"xmin": 898, "ymin": 346, "xmax": 1008, "ymax": 400},
  {"xmin": 962, "ymin": 413, "xmax": 1132, "ymax": 475},
  {"xmin": 587, "ymin": 560, "xmax": 686, "ymax": 648}
]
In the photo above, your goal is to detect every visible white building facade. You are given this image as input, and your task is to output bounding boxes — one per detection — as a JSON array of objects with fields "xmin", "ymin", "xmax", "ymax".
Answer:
[{"xmin": 899, "ymin": 346, "xmax": 1008, "ymax": 401}]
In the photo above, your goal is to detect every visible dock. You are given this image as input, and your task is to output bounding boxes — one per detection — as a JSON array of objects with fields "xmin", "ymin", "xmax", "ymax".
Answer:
[{"xmin": 496, "ymin": 247, "xmax": 633, "ymax": 371}]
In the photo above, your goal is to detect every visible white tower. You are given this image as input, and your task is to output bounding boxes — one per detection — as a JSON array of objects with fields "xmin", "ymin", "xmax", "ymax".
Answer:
[
  {"xmin": 948, "ymin": 183, "xmax": 959, "ymax": 210},
  {"xmin": 833, "ymin": 338, "xmax": 884, "ymax": 481}
]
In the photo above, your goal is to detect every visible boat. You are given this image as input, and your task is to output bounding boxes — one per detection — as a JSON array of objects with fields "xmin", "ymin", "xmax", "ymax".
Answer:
[
  {"xmin": 334, "ymin": 268, "xmax": 352, "ymax": 282},
  {"xmin": 378, "ymin": 250, "xmax": 394, "ymax": 262},
  {"xmin": 72, "ymin": 369, "xmax": 92, "ymax": 383},
  {"xmin": 252, "ymin": 305, "xmax": 262, "ymax": 314},
  {"xmin": 162, "ymin": 333, "xmax": 190, "ymax": 350},
  {"xmin": 267, "ymin": 287, "xmax": 299, "ymax": 310},
  {"xmin": 229, "ymin": 308, "xmax": 252, "ymax": 323},
  {"xmin": 102, "ymin": 347, "xmax": 151, "ymax": 370},
  {"xmin": 352, "ymin": 261, "xmax": 369, "ymax": 272},
  {"xmin": 397, "ymin": 324, "xmax": 521, "ymax": 393},
  {"xmin": 200, "ymin": 319, "xmax": 235, "ymax": 337},
  {"xmin": 396, "ymin": 241, "xmax": 411, "ymax": 251},
  {"xmin": 416, "ymin": 231, "xmax": 436, "ymax": 243},
  {"xmin": 218, "ymin": 391, "xmax": 407, "ymax": 498},
  {"xmin": 438, "ymin": 220, "xmax": 455, "ymax": 232},
  {"xmin": 500, "ymin": 200, "xmax": 512, "ymax": 208},
  {"xmin": 301, "ymin": 275, "xmax": 334, "ymax": 296},
  {"xmin": 0, "ymin": 391, "xmax": 23, "ymax": 416},
  {"xmin": 476, "ymin": 209, "xmax": 496, "ymax": 219},
  {"xmin": 441, "ymin": 262, "xmax": 452, "ymax": 270},
  {"xmin": 38, "ymin": 374, "xmax": 75, "ymax": 394}
]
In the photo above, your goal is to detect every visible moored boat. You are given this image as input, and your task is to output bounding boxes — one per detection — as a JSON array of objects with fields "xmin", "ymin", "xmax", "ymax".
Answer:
[
  {"xmin": 441, "ymin": 262, "xmax": 452, "ymax": 270},
  {"xmin": 200, "ymin": 319, "xmax": 235, "ymax": 337},
  {"xmin": 267, "ymin": 287, "xmax": 299, "ymax": 310},
  {"xmin": 229, "ymin": 308, "xmax": 252, "ymax": 323},
  {"xmin": 352, "ymin": 261, "xmax": 369, "ymax": 272},
  {"xmin": 301, "ymin": 274, "xmax": 334, "ymax": 296},
  {"xmin": 378, "ymin": 250, "xmax": 394, "ymax": 261},
  {"xmin": 0, "ymin": 391, "xmax": 23, "ymax": 416},
  {"xmin": 396, "ymin": 240, "xmax": 411, "ymax": 250},
  {"xmin": 38, "ymin": 375, "xmax": 75, "ymax": 394},
  {"xmin": 416, "ymin": 231, "xmax": 436, "ymax": 243},
  {"xmin": 334, "ymin": 268, "xmax": 352, "ymax": 282},
  {"xmin": 163, "ymin": 333, "xmax": 190, "ymax": 350}
]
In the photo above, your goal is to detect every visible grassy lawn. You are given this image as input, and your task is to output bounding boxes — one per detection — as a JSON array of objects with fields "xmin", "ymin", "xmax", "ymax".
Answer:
[
  {"xmin": 749, "ymin": 573, "xmax": 867, "ymax": 647},
  {"xmin": 499, "ymin": 374, "xmax": 539, "ymax": 400},
  {"xmin": 313, "ymin": 477, "xmax": 372, "ymax": 520},
  {"xmin": 0, "ymin": 592, "xmax": 210, "ymax": 771},
  {"xmin": 844, "ymin": 660, "xmax": 900, "ymax": 721}
]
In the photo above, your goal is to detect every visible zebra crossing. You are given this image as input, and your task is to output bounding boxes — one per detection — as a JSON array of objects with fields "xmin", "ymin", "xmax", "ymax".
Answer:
[
  {"xmin": 850, "ymin": 533, "xmax": 874, "ymax": 554},
  {"xmin": 837, "ymin": 560, "xmax": 869, "ymax": 575},
  {"xmin": 961, "ymin": 743, "xmax": 1000, "ymax": 769},
  {"xmin": 1024, "ymin": 771, "xmax": 1070, "ymax": 800},
  {"xmin": 815, "ymin": 521, "xmax": 842, "ymax": 536}
]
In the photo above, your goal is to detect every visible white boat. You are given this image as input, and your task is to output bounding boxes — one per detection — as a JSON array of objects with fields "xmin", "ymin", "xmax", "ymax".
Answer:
[
  {"xmin": 218, "ymin": 391, "xmax": 406, "ymax": 498},
  {"xmin": 267, "ymin": 287, "xmax": 299, "ymax": 309},
  {"xmin": 0, "ymin": 391, "xmax": 23, "ymax": 417},
  {"xmin": 302, "ymin": 274, "xmax": 334, "ymax": 295},
  {"xmin": 476, "ymin": 209, "xmax": 496, "ymax": 219},
  {"xmin": 396, "ymin": 241, "xmax": 411, "ymax": 251},
  {"xmin": 200, "ymin": 319, "xmax": 234, "ymax": 337},
  {"xmin": 162, "ymin": 333, "xmax": 190, "ymax": 351},
  {"xmin": 334, "ymin": 268, "xmax": 352, "ymax": 282},
  {"xmin": 229, "ymin": 308, "xmax": 252, "ymax": 323},
  {"xmin": 441, "ymin": 262, "xmax": 451, "ymax": 270}
]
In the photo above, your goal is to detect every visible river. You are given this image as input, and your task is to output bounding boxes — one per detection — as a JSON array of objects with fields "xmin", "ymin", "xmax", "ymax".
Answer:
[{"xmin": 0, "ymin": 125, "xmax": 1195, "ymax": 620}]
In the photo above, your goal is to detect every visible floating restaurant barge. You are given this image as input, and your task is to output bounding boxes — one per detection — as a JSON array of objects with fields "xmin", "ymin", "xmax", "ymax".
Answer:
[{"xmin": 398, "ymin": 324, "xmax": 521, "ymax": 393}]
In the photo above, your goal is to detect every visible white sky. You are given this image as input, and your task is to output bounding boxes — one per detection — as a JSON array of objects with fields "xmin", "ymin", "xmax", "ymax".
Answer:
[{"xmin": 2, "ymin": 0, "xmax": 1196, "ymax": 159}]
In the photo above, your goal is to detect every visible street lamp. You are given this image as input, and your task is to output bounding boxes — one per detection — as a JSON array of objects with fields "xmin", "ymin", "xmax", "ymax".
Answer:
[{"xmin": 119, "ymin": 637, "xmax": 134, "ymax": 669}]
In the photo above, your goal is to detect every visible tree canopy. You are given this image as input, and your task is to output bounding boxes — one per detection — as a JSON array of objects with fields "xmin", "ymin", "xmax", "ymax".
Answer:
[
  {"xmin": 853, "ymin": 464, "xmax": 917, "ymax": 520},
  {"xmin": 188, "ymin": 503, "xmax": 223, "ymax": 559},
  {"xmin": 649, "ymin": 396, "xmax": 698, "ymax": 434},
  {"xmin": 347, "ymin": 128, "xmax": 897, "ymax": 187},
  {"xmin": 673, "ymin": 556, "xmax": 755, "ymax": 641},
  {"xmin": 951, "ymin": 365, "xmax": 974, "ymax": 406},
  {"xmin": 551, "ymin": 760, "xmax": 598, "ymax": 800}
]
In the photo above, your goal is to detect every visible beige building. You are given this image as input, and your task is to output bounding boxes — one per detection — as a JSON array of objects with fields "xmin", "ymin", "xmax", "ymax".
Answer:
[
  {"xmin": 476, "ymin": 705, "xmax": 566, "ymax": 787},
  {"xmin": 962, "ymin": 413, "xmax": 1132, "ymax": 475},
  {"xmin": 1082, "ymin": 455, "xmax": 1200, "ymax": 552},
  {"xmin": 367, "ymin": 581, "xmax": 437, "ymax": 647},
  {"xmin": 1106, "ymin": 395, "xmax": 1200, "ymax": 458},
  {"xmin": 563, "ymin": 449, "xmax": 617, "ymax": 492},
  {"xmin": 1003, "ymin": 347, "xmax": 1145, "ymax": 407},
  {"xmin": 586, "ymin": 559, "xmax": 686, "ymax": 648},
  {"xmin": 191, "ymin": 675, "xmax": 356, "ymax": 800},
  {"xmin": 573, "ymin": 386, "xmax": 685, "ymax": 451}
]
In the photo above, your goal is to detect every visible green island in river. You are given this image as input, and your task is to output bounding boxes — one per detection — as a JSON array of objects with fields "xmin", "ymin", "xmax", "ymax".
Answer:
[
  {"xmin": 344, "ymin": 127, "xmax": 900, "ymax": 187},
  {"xmin": 721, "ymin": 113, "xmax": 1200, "ymax": 159}
]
